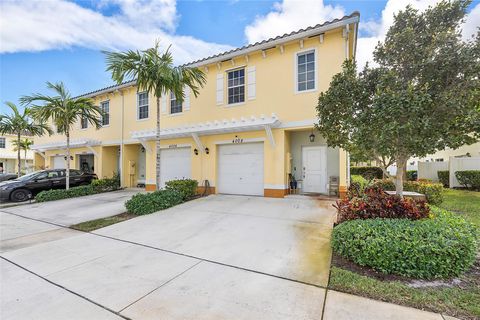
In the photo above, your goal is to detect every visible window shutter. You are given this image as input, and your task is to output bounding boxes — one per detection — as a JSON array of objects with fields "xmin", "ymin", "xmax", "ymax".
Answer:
[
  {"xmin": 184, "ymin": 86, "xmax": 190, "ymax": 111},
  {"xmin": 216, "ymin": 73, "xmax": 224, "ymax": 105},
  {"xmin": 247, "ymin": 66, "xmax": 256, "ymax": 100},
  {"xmin": 161, "ymin": 93, "xmax": 168, "ymax": 114}
]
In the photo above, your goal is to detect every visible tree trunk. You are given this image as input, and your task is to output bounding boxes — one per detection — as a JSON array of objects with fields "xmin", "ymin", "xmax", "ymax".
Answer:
[
  {"xmin": 395, "ymin": 156, "xmax": 407, "ymax": 198},
  {"xmin": 24, "ymin": 150, "xmax": 27, "ymax": 173},
  {"xmin": 66, "ymin": 131, "xmax": 70, "ymax": 190},
  {"xmin": 155, "ymin": 96, "xmax": 161, "ymax": 190},
  {"xmin": 16, "ymin": 133, "xmax": 21, "ymax": 177}
]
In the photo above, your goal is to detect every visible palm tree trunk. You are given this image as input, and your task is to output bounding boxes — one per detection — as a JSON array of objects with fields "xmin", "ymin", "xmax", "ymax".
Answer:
[
  {"xmin": 66, "ymin": 130, "xmax": 70, "ymax": 190},
  {"xmin": 16, "ymin": 133, "xmax": 21, "ymax": 176},
  {"xmin": 24, "ymin": 149, "xmax": 27, "ymax": 173},
  {"xmin": 155, "ymin": 96, "xmax": 161, "ymax": 190}
]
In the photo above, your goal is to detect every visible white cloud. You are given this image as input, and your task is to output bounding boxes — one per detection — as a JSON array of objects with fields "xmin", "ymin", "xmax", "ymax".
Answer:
[
  {"xmin": 0, "ymin": 0, "xmax": 232, "ymax": 64},
  {"xmin": 244, "ymin": 0, "xmax": 480, "ymax": 70},
  {"xmin": 244, "ymin": 0, "xmax": 345, "ymax": 44}
]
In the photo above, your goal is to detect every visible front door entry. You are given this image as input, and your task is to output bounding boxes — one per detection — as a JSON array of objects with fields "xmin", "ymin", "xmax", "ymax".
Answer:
[{"xmin": 302, "ymin": 146, "xmax": 327, "ymax": 193}]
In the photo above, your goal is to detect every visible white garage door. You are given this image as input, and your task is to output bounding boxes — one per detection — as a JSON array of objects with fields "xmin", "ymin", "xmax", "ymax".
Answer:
[
  {"xmin": 217, "ymin": 143, "xmax": 264, "ymax": 196},
  {"xmin": 52, "ymin": 156, "xmax": 66, "ymax": 169},
  {"xmin": 160, "ymin": 147, "xmax": 191, "ymax": 188}
]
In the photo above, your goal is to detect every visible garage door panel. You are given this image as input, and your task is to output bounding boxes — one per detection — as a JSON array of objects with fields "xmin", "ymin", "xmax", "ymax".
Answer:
[
  {"xmin": 160, "ymin": 148, "xmax": 191, "ymax": 188},
  {"xmin": 53, "ymin": 156, "xmax": 66, "ymax": 169},
  {"xmin": 217, "ymin": 143, "xmax": 264, "ymax": 196}
]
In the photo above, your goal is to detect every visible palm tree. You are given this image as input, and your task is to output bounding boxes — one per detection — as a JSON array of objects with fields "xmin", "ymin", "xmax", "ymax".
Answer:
[
  {"xmin": 12, "ymin": 138, "xmax": 34, "ymax": 173},
  {"xmin": 0, "ymin": 102, "xmax": 51, "ymax": 176},
  {"xmin": 103, "ymin": 41, "xmax": 206, "ymax": 189},
  {"xmin": 20, "ymin": 82, "xmax": 102, "ymax": 189}
]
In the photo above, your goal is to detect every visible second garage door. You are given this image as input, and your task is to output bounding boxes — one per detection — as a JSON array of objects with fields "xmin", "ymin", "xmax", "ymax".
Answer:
[
  {"xmin": 52, "ymin": 156, "xmax": 66, "ymax": 169},
  {"xmin": 217, "ymin": 143, "xmax": 264, "ymax": 196},
  {"xmin": 160, "ymin": 147, "xmax": 192, "ymax": 188}
]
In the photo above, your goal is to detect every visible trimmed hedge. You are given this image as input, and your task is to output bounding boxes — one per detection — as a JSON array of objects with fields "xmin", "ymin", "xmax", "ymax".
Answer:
[
  {"xmin": 125, "ymin": 190, "xmax": 183, "ymax": 215},
  {"xmin": 332, "ymin": 207, "xmax": 478, "ymax": 279},
  {"xmin": 36, "ymin": 185, "xmax": 95, "ymax": 202},
  {"xmin": 165, "ymin": 179, "xmax": 198, "ymax": 200},
  {"xmin": 35, "ymin": 175, "xmax": 121, "ymax": 203},
  {"xmin": 437, "ymin": 170, "xmax": 449, "ymax": 187},
  {"xmin": 350, "ymin": 166, "xmax": 384, "ymax": 180},
  {"xmin": 455, "ymin": 170, "xmax": 480, "ymax": 190},
  {"xmin": 372, "ymin": 179, "xmax": 443, "ymax": 204}
]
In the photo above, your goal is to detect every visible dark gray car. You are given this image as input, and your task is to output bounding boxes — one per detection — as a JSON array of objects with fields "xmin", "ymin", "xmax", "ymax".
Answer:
[
  {"xmin": 0, "ymin": 173, "xmax": 17, "ymax": 182},
  {"xmin": 0, "ymin": 169, "xmax": 97, "ymax": 202}
]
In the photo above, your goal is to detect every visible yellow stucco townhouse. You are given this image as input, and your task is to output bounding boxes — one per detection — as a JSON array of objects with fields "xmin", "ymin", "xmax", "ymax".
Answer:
[
  {"xmin": 31, "ymin": 12, "xmax": 359, "ymax": 198},
  {"xmin": 0, "ymin": 134, "xmax": 34, "ymax": 174}
]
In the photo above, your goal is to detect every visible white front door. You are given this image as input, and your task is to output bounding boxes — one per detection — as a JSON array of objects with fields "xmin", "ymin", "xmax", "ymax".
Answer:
[
  {"xmin": 53, "ymin": 156, "xmax": 66, "ymax": 169},
  {"xmin": 302, "ymin": 146, "xmax": 327, "ymax": 193},
  {"xmin": 217, "ymin": 143, "xmax": 264, "ymax": 196},
  {"xmin": 160, "ymin": 147, "xmax": 191, "ymax": 188},
  {"xmin": 137, "ymin": 148, "xmax": 146, "ymax": 184}
]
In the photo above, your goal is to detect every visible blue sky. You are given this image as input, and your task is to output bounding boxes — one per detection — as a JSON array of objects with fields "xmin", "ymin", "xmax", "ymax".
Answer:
[{"xmin": 1, "ymin": 0, "xmax": 478, "ymax": 113}]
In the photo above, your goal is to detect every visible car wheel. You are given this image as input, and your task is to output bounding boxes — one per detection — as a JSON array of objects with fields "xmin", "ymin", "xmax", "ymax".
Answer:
[{"xmin": 10, "ymin": 189, "xmax": 32, "ymax": 202}]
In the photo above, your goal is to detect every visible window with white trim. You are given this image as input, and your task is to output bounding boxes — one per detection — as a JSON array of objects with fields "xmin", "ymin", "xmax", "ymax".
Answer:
[
  {"xmin": 170, "ymin": 92, "xmax": 182, "ymax": 114},
  {"xmin": 227, "ymin": 68, "xmax": 245, "ymax": 104},
  {"xmin": 137, "ymin": 92, "xmax": 149, "ymax": 119},
  {"xmin": 297, "ymin": 50, "xmax": 315, "ymax": 91},
  {"xmin": 101, "ymin": 101, "xmax": 110, "ymax": 126},
  {"xmin": 80, "ymin": 116, "xmax": 88, "ymax": 129},
  {"xmin": 0, "ymin": 137, "xmax": 5, "ymax": 148}
]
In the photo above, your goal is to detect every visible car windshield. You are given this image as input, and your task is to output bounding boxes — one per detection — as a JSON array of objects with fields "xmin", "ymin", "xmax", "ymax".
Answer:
[{"xmin": 15, "ymin": 172, "xmax": 44, "ymax": 181}]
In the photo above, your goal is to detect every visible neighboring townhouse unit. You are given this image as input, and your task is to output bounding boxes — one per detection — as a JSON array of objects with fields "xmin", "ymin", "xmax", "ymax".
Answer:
[
  {"xmin": 0, "ymin": 134, "xmax": 34, "ymax": 174},
  {"xmin": 32, "ymin": 12, "xmax": 359, "ymax": 198}
]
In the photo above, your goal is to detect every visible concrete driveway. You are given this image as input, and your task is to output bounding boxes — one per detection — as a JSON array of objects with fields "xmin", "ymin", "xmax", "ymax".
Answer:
[{"xmin": 1, "ymin": 194, "xmax": 336, "ymax": 320}]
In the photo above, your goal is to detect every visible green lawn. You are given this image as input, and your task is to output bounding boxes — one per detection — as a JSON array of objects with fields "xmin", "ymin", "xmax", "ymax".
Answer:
[
  {"xmin": 438, "ymin": 189, "xmax": 480, "ymax": 227},
  {"xmin": 329, "ymin": 267, "xmax": 480, "ymax": 320},
  {"xmin": 328, "ymin": 188, "xmax": 480, "ymax": 320},
  {"xmin": 70, "ymin": 213, "xmax": 135, "ymax": 232}
]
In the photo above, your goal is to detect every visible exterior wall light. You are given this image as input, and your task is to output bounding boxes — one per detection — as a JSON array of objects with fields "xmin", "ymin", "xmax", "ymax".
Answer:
[
  {"xmin": 309, "ymin": 131, "xmax": 315, "ymax": 142},
  {"xmin": 205, "ymin": 147, "xmax": 209, "ymax": 154},
  {"xmin": 194, "ymin": 148, "xmax": 199, "ymax": 155}
]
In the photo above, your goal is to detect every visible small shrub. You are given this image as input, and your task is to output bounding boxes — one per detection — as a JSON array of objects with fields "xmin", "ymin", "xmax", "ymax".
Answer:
[
  {"xmin": 437, "ymin": 170, "xmax": 449, "ymax": 187},
  {"xmin": 336, "ymin": 186, "xmax": 430, "ymax": 224},
  {"xmin": 92, "ymin": 173, "xmax": 120, "ymax": 192},
  {"xmin": 350, "ymin": 175, "xmax": 368, "ymax": 192},
  {"xmin": 455, "ymin": 170, "xmax": 480, "ymax": 190},
  {"xmin": 406, "ymin": 170, "xmax": 417, "ymax": 181},
  {"xmin": 332, "ymin": 207, "xmax": 478, "ymax": 279},
  {"xmin": 36, "ymin": 185, "xmax": 95, "ymax": 202},
  {"xmin": 350, "ymin": 166, "xmax": 384, "ymax": 179},
  {"xmin": 164, "ymin": 179, "xmax": 198, "ymax": 200},
  {"xmin": 125, "ymin": 190, "xmax": 183, "ymax": 215},
  {"xmin": 372, "ymin": 179, "xmax": 443, "ymax": 204}
]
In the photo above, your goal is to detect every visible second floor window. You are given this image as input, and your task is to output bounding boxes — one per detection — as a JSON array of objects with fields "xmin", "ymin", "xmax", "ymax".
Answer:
[
  {"xmin": 227, "ymin": 68, "xmax": 245, "ymax": 104},
  {"xmin": 170, "ymin": 92, "xmax": 182, "ymax": 114},
  {"xmin": 81, "ymin": 116, "xmax": 88, "ymax": 129},
  {"xmin": 0, "ymin": 137, "xmax": 5, "ymax": 148},
  {"xmin": 138, "ymin": 92, "xmax": 149, "ymax": 119},
  {"xmin": 297, "ymin": 50, "xmax": 315, "ymax": 92},
  {"xmin": 101, "ymin": 101, "xmax": 110, "ymax": 126}
]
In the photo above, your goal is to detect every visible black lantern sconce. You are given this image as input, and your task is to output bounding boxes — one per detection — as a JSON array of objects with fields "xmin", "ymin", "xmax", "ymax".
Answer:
[
  {"xmin": 205, "ymin": 147, "xmax": 210, "ymax": 154},
  {"xmin": 309, "ymin": 130, "xmax": 315, "ymax": 143},
  {"xmin": 194, "ymin": 148, "xmax": 199, "ymax": 155},
  {"xmin": 64, "ymin": 156, "xmax": 74, "ymax": 160}
]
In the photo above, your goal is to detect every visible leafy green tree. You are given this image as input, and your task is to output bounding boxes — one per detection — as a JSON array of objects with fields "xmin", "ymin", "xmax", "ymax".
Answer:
[
  {"xmin": 103, "ymin": 42, "xmax": 206, "ymax": 189},
  {"xmin": 0, "ymin": 102, "xmax": 51, "ymax": 176},
  {"xmin": 12, "ymin": 138, "xmax": 34, "ymax": 173},
  {"xmin": 21, "ymin": 82, "xmax": 102, "ymax": 189},
  {"xmin": 316, "ymin": 0, "xmax": 480, "ymax": 196}
]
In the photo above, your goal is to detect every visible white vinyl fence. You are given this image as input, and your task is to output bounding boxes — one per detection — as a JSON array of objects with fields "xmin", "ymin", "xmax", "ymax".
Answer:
[{"xmin": 418, "ymin": 156, "xmax": 480, "ymax": 187}]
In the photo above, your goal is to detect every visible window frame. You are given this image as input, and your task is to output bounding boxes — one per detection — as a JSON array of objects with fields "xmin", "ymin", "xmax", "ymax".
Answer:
[
  {"xmin": 0, "ymin": 137, "xmax": 5, "ymax": 148},
  {"xmin": 80, "ymin": 116, "xmax": 88, "ymax": 130},
  {"xmin": 169, "ymin": 91, "xmax": 183, "ymax": 114},
  {"xmin": 100, "ymin": 100, "xmax": 110, "ymax": 127},
  {"xmin": 137, "ymin": 92, "xmax": 149, "ymax": 120},
  {"xmin": 294, "ymin": 48, "xmax": 317, "ymax": 94},
  {"xmin": 227, "ymin": 67, "xmax": 246, "ymax": 105}
]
